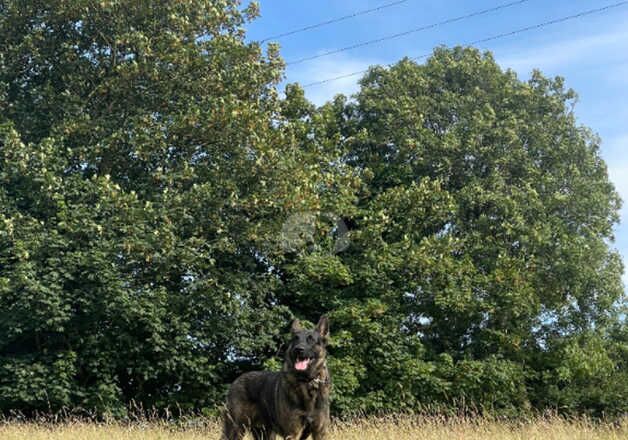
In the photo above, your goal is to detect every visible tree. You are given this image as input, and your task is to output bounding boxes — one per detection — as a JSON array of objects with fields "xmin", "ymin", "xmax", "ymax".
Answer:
[
  {"xmin": 278, "ymin": 47, "xmax": 625, "ymax": 415},
  {"xmin": 0, "ymin": 0, "xmax": 338, "ymax": 415}
]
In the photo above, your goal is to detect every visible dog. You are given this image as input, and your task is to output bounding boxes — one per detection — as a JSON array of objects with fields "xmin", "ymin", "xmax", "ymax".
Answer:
[{"xmin": 222, "ymin": 316, "xmax": 331, "ymax": 440}]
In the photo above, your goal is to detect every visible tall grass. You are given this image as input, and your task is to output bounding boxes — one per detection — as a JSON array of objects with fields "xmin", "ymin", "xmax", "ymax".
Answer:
[{"xmin": 0, "ymin": 415, "xmax": 625, "ymax": 440}]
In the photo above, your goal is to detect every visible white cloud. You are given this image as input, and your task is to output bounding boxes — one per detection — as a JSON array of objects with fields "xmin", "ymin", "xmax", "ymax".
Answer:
[
  {"xmin": 495, "ymin": 28, "xmax": 628, "ymax": 75},
  {"xmin": 284, "ymin": 52, "xmax": 385, "ymax": 106}
]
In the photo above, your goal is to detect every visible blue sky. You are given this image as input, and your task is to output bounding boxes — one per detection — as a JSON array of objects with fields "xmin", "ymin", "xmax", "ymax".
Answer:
[{"xmin": 247, "ymin": 0, "xmax": 628, "ymax": 289}]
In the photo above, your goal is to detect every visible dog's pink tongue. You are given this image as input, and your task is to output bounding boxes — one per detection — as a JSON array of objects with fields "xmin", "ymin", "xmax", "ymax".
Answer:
[{"xmin": 295, "ymin": 359, "xmax": 309, "ymax": 371}]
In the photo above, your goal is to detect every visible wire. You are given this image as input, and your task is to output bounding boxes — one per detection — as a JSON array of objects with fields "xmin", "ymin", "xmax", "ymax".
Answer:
[
  {"xmin": 259, "ymin": 0, "xmax": 409, "ymax": 43},
  {"xmin": 302, "ymin": 0, "xmax": 628, "ymax": 88},
  {"xmin": 287, "ymin": 0, "xmax": 532, "ymax": 66}
]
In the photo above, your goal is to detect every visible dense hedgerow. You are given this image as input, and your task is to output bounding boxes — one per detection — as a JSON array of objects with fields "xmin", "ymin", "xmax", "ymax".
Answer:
[{"xmin": 0, "ymin": 1, "xmax": 625, "ymax": 418}]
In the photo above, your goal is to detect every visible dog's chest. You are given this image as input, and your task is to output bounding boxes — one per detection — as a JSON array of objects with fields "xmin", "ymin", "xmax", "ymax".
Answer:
[{"xmin": 295, "ymin": 381, "xmax": 316, "ymax": 406}]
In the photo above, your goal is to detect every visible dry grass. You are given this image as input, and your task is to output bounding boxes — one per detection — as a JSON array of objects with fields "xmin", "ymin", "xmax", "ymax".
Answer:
[{"xmin": 0, "ymin": 416, "xmax": 625, "ymax": 440}]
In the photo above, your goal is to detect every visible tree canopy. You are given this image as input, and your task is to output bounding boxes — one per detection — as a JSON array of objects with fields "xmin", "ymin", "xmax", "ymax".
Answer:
[
  {"xmin": 0, "ymin": 1, "xmax": 625, "ymax": 417},
  {"xmin": 286, "ymin": 50, "xmax": 625, "ymax": 415}
]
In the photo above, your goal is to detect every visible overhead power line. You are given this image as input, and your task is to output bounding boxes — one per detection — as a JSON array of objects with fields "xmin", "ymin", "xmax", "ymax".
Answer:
[
  {"xmin": 302, "ymin": 0, "xmax": 628, "ymax": 89},
  {"xmin": 260, "ymin": 0, "xmax": 409, "ymax": 43},
  {"xmin": 287, "ymin": 0, "xmax": 533, "ymax": 66}
]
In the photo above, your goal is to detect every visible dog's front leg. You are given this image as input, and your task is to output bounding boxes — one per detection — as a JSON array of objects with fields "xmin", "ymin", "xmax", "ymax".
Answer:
[
  {"xmin": 307, "ymin": 410, "xmax": 330, "ymax": 439},
  {"xmin": 309, "ymin": 426, "xmax": 328, "ymax": 440}
]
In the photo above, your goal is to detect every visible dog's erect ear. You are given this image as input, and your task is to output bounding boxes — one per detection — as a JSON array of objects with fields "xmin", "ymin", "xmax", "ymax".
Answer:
[
  {"xmin": 290, "ymin": 319, "xmax": 302, "ymax": 335},
  {"xmin": 315, "ymin": 315, "xmax": 329, "ymax": 339}
]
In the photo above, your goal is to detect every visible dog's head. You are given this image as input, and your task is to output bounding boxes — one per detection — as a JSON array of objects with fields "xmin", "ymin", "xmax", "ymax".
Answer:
[{"xmin": 284, "ymin": 316, "xmax": 329, "ymax": 377}]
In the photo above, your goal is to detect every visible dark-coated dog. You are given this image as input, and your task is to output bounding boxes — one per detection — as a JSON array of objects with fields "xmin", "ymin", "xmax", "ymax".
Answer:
[{"xmin": 222, "ymin": 316, "xmax": 331, "ymax": 440}]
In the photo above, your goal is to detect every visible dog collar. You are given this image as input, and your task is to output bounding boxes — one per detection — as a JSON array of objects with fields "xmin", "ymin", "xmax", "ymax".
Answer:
[{"xmin": 309, "ymin": 377, "xmax": 330, "ymax": 387}]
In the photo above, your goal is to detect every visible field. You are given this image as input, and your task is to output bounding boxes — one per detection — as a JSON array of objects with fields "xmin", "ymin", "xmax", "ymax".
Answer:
[{"xmin": 0, "ymin": 416, "xmax": 626, "ymax": 440}]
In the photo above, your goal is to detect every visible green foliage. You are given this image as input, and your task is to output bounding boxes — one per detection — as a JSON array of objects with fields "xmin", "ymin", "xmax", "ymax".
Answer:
[
  {"xmin": 0, "ymin": 2, "xmax": 625, "ymax": 419},
  {"xmin": 534, "ymin": 328, "xmax": 628, "ymax": 416},
  {"xmin": 0, "ymin": 0, "xmax": 323, "ymax": 415},
  {"xmin": 281, "ymin": 47, "xmax": 625, "ymax": 416}
]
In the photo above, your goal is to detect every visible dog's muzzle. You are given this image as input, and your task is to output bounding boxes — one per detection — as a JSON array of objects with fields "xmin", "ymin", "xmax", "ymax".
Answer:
[
  {"xmin": 293, "ymin": 347, "xmax": 313, "ymax": 371},
  {"xmin": 294, "ymin": 356, "xmax": 312, "ymax": 371}
]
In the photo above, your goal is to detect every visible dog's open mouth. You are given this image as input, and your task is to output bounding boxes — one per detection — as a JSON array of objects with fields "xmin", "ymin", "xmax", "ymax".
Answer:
[{"xmin": 294, "ymin": 356, "xmax": 312, "ymax": 371}]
